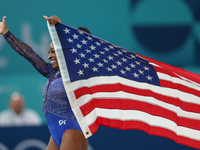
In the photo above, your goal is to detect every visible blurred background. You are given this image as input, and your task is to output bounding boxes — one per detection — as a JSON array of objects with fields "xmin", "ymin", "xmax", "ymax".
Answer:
[{"xmin": 0, "ymin": 0, "xmax": 199, "ymax": 149}]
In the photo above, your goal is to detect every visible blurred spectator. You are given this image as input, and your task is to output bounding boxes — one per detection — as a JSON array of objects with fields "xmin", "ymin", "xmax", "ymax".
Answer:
[{"xmin": 0, "ymin": 92, "xmax": 42, "ymax": 127}]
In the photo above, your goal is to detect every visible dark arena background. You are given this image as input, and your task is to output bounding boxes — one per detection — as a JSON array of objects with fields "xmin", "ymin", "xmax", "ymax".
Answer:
[{"xmin": 0, "ymin": 0, "xmax": 200, "ymax": 149}]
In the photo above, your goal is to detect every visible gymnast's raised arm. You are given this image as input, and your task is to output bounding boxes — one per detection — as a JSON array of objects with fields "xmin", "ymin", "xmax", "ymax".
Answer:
[{"xmin": 0, "ymin": 16, "xmax": 52, "ymax": 78}]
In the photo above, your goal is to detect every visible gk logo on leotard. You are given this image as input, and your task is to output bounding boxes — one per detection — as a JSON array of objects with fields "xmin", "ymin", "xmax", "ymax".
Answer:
[{"xmin": 58, "ymin": 120, "xmax": 67, "ymax": 126}]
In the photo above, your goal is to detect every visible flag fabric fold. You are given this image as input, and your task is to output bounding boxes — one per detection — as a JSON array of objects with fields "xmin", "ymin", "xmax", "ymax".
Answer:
[{"xmin": 47, "ymin": 22, "xmax": 200, "ymax": 149}]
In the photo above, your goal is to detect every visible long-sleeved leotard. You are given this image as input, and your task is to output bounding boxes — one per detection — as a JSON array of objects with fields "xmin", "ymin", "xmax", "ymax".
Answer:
[
  {"xmin": 4, "ymin": 31, "xmax": 82, "ymax": 147},
  {"xmin": 4, "ymin": 31, "xmax": 52, "ymax": 78}
]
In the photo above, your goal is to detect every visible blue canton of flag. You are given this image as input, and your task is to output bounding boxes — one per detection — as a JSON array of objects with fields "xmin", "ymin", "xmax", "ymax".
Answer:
[{"xmin": 55, "ymin": 23, "xmax": 160, "ymax": 86}]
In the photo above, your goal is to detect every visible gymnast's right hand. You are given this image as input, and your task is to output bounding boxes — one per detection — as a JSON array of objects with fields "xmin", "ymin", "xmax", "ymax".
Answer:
[{"xmin": 0, "ymin": 16, "xmax": 9, "ymax": 35}]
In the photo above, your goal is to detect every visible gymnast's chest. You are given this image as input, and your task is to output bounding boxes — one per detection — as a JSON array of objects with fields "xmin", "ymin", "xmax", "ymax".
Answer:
[{"xmin": 43, "ymin": 76, "xmax": 67, "ymax": 102}]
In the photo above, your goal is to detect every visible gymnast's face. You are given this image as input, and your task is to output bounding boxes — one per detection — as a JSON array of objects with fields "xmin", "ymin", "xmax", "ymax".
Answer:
[{"xmin": 48, "ymin": 43, "xmax": 59, "ymax": 68}]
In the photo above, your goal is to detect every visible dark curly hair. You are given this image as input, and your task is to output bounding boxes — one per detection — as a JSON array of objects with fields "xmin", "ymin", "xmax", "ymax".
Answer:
[{"xmin": 77, "ymin": 26, "xmax": 91, "ymax": 34}]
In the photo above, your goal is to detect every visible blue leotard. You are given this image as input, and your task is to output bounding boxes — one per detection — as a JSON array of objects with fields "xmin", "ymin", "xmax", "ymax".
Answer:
[
  {"xmin": 43, "ymin": 71, "xmax": 82, "ymax": 146},
  {"xmin": 4, "ymin": 31, "xmax": 82, "ymax": 147}
]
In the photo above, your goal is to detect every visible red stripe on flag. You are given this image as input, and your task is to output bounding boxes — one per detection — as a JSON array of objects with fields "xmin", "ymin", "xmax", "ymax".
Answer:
[
  {"xmin": 138, "ymin": 54, "xmax": 200, "ymax": 84},
  {"xmin": 75, "ymin": 84, "xmax": 200, "ymax": 113},
  {"xmin": 80, "ymin": 98, "xmax": 200, "ymax": 130},
  {"xmin": 154, "ymin": 65, "xmax": 200, "ymax": 98},
  {"xmin": 89, "ymin": 117, "xmax": 200, "ymax": 149},
  {"xmin": 154, "ymin": 66, "xmax": 182, "ymax": 79},
  {"xmin": 177, "ymin": 136, "xmax": 200, "ymax": 150},
  {"xmin": 160, "ymin": 79, "xmax": 200, "ymax": 98}
]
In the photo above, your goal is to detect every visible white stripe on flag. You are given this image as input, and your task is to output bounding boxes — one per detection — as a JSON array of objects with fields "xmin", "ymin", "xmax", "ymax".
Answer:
[
  {"xmin": 71, "ymin": 76, "xmax": 200, "ymax": 105},
  {"xmin": 85, "ymin": 108, "xmax": 200, "ymax": 141}
]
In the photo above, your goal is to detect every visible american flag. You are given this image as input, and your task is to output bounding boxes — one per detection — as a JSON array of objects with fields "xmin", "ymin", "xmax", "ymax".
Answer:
[{"xmin": 47, "ymin": 22, "xmax": 200, "ymax": 149}]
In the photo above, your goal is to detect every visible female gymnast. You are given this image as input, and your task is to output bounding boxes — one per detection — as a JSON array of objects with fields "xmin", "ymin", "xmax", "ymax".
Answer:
[{"xmin": 0, "ymin": 15, "xmax": 89, "ymax": 150}]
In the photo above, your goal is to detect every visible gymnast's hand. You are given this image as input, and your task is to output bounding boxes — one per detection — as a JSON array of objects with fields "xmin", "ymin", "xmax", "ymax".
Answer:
[
  {"xmin": 0, "ymin": 16, "xmax": 9, "ymax": 35},
  {"xmin": 43, "ymin": 15, "xmax": 61, "ymax": 26}
]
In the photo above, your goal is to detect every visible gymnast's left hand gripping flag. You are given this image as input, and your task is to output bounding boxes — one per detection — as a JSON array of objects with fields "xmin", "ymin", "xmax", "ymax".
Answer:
[{"xmin": 47, "ymin": 22, "xmax": 200, "ymax": 149}]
